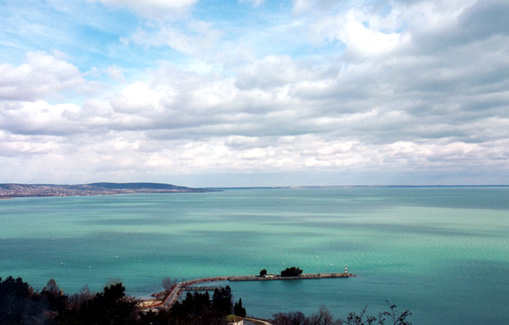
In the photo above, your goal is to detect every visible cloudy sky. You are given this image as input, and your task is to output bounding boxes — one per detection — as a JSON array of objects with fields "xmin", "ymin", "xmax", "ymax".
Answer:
[{"xmin": 1, "ymin": 0, "xmax": 508, "ymax": 187}]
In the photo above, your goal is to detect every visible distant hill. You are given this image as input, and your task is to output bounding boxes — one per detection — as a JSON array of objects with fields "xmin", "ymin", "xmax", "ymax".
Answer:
[
  {"xmin": 85, "ymin": 182, "xmax": 185, "ymax": 190},
  {"xmin": 0, "ymin": 182, "xmax": 210, "ymax": 198}
]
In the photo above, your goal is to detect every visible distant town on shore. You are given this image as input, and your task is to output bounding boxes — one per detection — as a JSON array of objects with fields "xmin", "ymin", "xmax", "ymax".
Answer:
[{"xmin": 0, "ymin": 182, "xmax": 210, "ymax": 198}]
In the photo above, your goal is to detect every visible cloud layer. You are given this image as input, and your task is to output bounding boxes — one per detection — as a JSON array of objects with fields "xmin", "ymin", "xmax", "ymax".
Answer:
[{"xmin": 1, "ymin": 0, "xmax": 508, "ymax": 186}]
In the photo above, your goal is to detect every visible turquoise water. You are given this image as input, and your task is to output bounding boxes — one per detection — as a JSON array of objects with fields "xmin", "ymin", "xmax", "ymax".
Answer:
[{"xmin": 1, "ymin": 187, "xmax": 508, "ymax": 324}]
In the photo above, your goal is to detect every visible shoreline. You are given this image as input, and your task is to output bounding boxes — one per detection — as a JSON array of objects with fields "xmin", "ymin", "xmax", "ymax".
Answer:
[{"xmin": 0, "ymin": 182, "xmax": 212, "ymax": 199}]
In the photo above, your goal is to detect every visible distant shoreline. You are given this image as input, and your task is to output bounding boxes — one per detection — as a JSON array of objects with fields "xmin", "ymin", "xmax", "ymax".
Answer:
[
  {"xmin": 207, "ymin": 184, "xmax": 509, "ymax": 190},
  {"xmin": 0, "ymin": 182, "xmax": 212, "ymax": 198},
  {"xmin": 1, "ymin": 183, "xmax": 507, "ymax": 198}
]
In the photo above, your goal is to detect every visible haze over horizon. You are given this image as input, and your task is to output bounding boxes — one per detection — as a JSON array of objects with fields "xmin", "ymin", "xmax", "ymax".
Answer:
[{"xmin": 1, "ymin": 0, "xmax": 508, "ymax": 187}]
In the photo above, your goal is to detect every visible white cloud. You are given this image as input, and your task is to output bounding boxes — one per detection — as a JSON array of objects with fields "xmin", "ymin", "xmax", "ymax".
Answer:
[
  {"xmin": 126, "ymin": 20, "xmax": 222, "ymax": 57},
  {"xmin": 0, "ymin": 51, "xmax": 89, "ymax": 101},
  {"xmin": 2, "ymin": 0, "xmax": 509, "ymax": 185},
  {"xmin": 242, "ymin": 148, "xmax": 273, "ymax": 160},
  {"xmin": 0, "ymin": 100, "xmax": 84, "ymax": 135},
  {"xmin": 109, "ymin": 81, "xmax": 161, "ymax": 114},
  {"xmin": 93, "ymin": 0, "xmax": 198, "ymax": 20},
  {"xmin": 106, "ymin": 66, "xmax": 125, "ymax": 81},
  {"xmin": 235, "ymin": 55, "xmax": 324, "ymax": 90},
  {"xmin": 292, "ymin": 0, "xmax": 311, "ymax": 14},
  {"xmin": 341, "ymin": 13, "xmax": 408, "ymax": 57},
  {"xmin": 292, "ymin": 0, "xmax": 338, "ymax": 15},
  {"xmin": 306, "ymin": 8, "xmax": 410, "ymax": 58}
]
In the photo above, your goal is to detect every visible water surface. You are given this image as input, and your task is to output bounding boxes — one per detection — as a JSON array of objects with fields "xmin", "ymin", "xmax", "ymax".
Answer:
[{"xmin": 1, "ymin": 187, "xmax": 508, "ymax": 324}]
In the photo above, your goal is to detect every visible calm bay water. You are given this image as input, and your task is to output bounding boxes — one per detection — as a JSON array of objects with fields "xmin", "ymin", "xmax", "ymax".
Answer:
[{"xmin": 1, "ymin": 187, "xmax": 508, "ymax": 324}]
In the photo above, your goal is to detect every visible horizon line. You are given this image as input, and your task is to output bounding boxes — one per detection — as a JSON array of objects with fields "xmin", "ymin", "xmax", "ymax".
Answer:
[{"xmin": 2, "ymin": 182, "xmax": 508, "ymax": 188}]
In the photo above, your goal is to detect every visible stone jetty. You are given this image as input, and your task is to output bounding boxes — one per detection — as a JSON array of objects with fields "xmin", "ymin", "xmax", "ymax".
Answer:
[{"xmin": 138, "ymin": 271, "xmax": 356, "ymax": 311}]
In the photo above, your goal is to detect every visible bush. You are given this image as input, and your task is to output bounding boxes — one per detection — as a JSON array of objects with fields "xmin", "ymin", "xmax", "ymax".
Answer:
[{"xmin": 281, "ymin": 266, "xmax": 303, "ymax": 277}]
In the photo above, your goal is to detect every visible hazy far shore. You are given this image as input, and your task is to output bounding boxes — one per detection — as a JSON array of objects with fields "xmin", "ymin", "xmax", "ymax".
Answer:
[{"xmin": 0, "ymin": 182, "xmax": 211, "ymax": 198}]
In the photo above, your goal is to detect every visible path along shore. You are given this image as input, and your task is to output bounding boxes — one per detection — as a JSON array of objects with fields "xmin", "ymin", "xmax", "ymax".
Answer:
[{"xmin": 138, "ymin": 272, "xmax": 356, "ymax": 311}]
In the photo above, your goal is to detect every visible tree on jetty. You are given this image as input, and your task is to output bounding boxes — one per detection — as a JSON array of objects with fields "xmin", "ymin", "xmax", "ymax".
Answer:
[
  {"xmin": 281, "ymin": 266, "xmax": 303, "ymax": 277},
  {"xmin": 259, "ymin": 269, "xmax": 267, "ymax": 277}
]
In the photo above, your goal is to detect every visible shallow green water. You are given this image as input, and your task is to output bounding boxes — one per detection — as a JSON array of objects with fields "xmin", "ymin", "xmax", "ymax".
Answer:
[{"xmin": 1, "ymin": 187, "xmax": 508, "ymax": 323}]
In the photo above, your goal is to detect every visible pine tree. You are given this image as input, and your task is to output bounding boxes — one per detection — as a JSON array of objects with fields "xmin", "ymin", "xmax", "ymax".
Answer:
[{"xmin": 234, "ymin": 298, "xmax": 246, "ymax": 317}]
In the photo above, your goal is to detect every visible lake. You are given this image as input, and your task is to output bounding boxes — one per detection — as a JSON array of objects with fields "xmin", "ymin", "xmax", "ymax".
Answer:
[{"xmin": 1, "ymin": 187, "xmax": 508, "ymax": 323}]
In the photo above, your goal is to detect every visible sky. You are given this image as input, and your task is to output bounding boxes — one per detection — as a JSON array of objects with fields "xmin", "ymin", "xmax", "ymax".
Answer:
[{"xmin": 1, "ymin": 0, "xmax": 508, "ymax": 187}]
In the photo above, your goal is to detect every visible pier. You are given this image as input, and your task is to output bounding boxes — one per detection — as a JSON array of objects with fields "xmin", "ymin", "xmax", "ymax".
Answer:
[
  {"xmin": 182, "ymin": 286, "xmax": 223, "ymax": 291},
  {"xmin": 138, "ymin": 271, "xmax": 356, "ymax": 311}
]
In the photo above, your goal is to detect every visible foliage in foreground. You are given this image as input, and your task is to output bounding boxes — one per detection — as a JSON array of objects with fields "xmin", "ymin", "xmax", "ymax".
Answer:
[
  {"xmin": 0, "ymin": 276, "xmax": 243, "ymax": 325},
  {"xmin": 272, "ymin": 303, "xmax": 412, "ymax": 325},
  {"xmin": 0, "ymin": 276, "xmax": 411, "ymax": 325},
  {"xmin": 0, "ymin": 276, "xmax": 138, "ymax": 324},
  {"xmin": 166, "ymin": 286, "xmax": 246, "ymax": 324}
]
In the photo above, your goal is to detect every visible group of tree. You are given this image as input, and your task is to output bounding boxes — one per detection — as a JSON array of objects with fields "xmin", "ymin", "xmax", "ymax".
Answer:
[
  {"xmin": 233, "ymin": 298, "xmax": 247, "ymax": 317},
  {"xmin": 0, "ymin": 276, "xmax": 138, "ymax": 324},
  {"xmin": 0, "ymin": 276, "xmax": 246, "ymax": 325},
  {"xmin": 260, "ymin": 266, "xmax": 304, "ymax": 277},
  {"xmin": 272, "ymin": 303, "xmax": 412, "ymax": 325},
  {"xmin": 281, "ymin": 266, "xmax": 303, "ymax": 277},
  {"xmin": 150, "ymin": 286, "xmax": 245, "ymax": 324}
]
